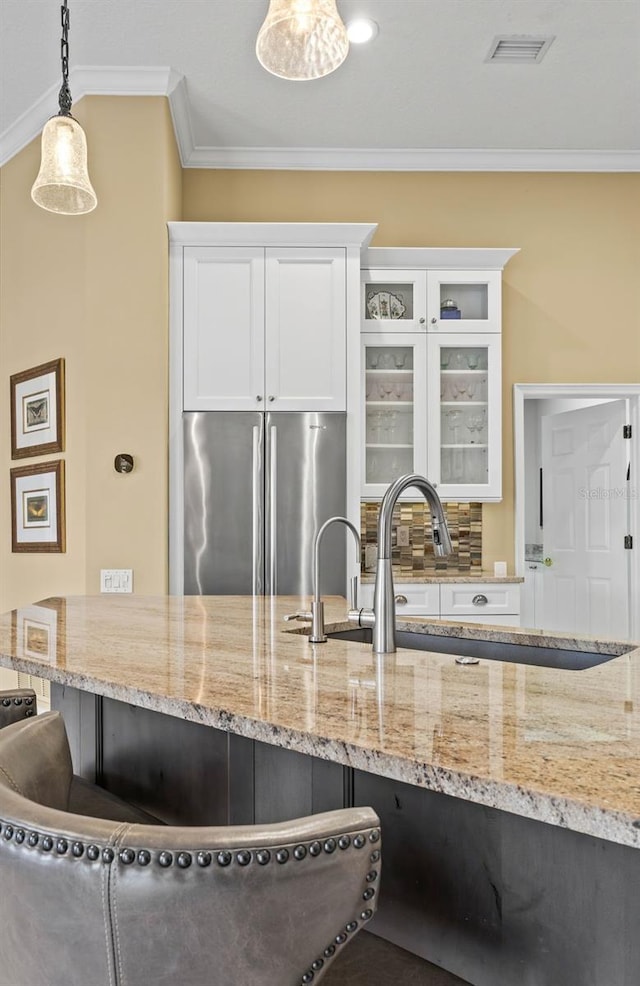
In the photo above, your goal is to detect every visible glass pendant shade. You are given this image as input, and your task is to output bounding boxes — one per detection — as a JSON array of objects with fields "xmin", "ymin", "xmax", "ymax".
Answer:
[
  {"xmin": 31, "ymin": 114, "xmax": 97, "ymax": 216},
  {"xmin": 256, "ymin": 0, "xmax": 349, "ymax": 80}
]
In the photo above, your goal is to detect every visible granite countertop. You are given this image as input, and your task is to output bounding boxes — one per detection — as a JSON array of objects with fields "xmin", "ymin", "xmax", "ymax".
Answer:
[
  {"xmin": 360, "ymin": 572, "xmax": 524, "ymax": 584},
  {"xmin": 0, "ymin": 594, "xmax": 638, "ymax": 848}
]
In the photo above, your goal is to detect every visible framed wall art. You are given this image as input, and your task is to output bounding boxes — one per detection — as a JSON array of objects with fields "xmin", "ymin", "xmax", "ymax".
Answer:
[
  {"xmin": 10, "ymin": 460, "xmax": 65, "ymax": 553},
  {"xmin": 10, "ymin": 358, "xmax": 65, "ymax": 459}
]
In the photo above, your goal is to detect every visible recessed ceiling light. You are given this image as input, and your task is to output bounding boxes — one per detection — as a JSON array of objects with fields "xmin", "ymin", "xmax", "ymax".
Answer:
[{"xmin": 346, "ymin": 18, "xmax": 379, "ymax": 44}]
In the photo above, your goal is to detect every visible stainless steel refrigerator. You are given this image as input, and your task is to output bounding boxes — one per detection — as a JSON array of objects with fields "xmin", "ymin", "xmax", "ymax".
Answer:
[{"xmin": 183, "ymin": 412, "xmax": 347, "ymax": 596}]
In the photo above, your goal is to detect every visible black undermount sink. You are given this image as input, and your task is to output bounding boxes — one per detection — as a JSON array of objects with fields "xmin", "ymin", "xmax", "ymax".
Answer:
[{"xmin": 326, "ymin": 627, "xmax": 631, "ymax": 671}]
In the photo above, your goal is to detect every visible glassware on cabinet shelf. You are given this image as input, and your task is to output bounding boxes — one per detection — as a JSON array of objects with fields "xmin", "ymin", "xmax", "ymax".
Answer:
[
  {"xmin": 467, "ymin": 409, "xmax": 486, "ymax": 443},
  {"xmin": 445, "ymin": 409, "xmax": 463, "ymax": 444}
]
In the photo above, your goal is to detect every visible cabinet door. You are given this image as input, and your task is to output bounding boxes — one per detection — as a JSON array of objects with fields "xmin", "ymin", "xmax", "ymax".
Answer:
[
  {"xmin": 427, "ymin": 334, "xmax": 502, "ymax": 501},
  {"xmin": 183, "ymin": 247, "xmax": 265, "ymax": 411},
  {"xmin": 361, "ymin": 269, "xmax": 428, "ymax": 333},
  {"xmin": 265, "ymin": 248, "xmax": 346, "ymax": 411},
  {"xmin": 362, "ymin": 333, "xmax": 427, "ymax": 498},
  {"xmin": 427, "ymin": 270, "xmax": 502, "ymax": 333}
]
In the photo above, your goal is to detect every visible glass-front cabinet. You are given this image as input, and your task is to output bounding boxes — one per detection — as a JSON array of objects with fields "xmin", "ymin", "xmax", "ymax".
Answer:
[
  {"xmin": 361, "ymin": 269, "xmax": 428, "ymax": 333},
  {"xmin": 426, "ymin": 334, "xmax": 502, "ymax": 500},
  {"xmin": 358, "ymin": 249, "xmax": 519, "ymax": 503},
  {"xmin": 361, "ymin": 334, "xmax": 427, "ymax": 498},
  {"xmin": 426, "ymin": 270, "xmax": 501, "ymax": 333}
]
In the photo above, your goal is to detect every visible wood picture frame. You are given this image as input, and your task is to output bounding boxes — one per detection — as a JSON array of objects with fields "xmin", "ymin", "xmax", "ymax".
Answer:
[
  {"xmin": 10, "ymin": 459, "xmax": 65, "ymax": 553},
  {"xmin": 10, "ymin": 358, "xmax": 65, "ymax": 459}
]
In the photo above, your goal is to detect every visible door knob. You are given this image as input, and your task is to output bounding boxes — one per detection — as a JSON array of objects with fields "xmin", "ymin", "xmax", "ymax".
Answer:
[{"xmin": 544, "ymin": 557, "xmax": 553, "ymax": 567}]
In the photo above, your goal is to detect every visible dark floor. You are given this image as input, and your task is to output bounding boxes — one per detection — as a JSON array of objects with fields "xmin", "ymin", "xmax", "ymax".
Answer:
[{"xmin": 323, "ymin": 931, "xmax": 471, "ymax": 985}]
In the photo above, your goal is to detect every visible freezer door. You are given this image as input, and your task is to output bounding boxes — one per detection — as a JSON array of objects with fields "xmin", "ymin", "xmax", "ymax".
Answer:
[
  {"xmin": 265, "ymin": 412, "xmax": 347, "ymax": 597},
  {"xmin": 183, "ymin": 412, "xmax": 265, "ymax": 594}
]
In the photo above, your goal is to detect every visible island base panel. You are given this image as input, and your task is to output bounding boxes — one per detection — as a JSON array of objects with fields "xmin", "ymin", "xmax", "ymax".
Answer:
[
  {"xmin": 354, "ymin": 770, "xmax": 640, "ymax": 986},
  {"xmin": 52, "ymin": 685, "xmax": 640, "ymax": 985}
]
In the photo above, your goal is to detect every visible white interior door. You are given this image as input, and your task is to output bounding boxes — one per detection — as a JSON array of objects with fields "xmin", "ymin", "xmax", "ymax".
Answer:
[{"xmin": 541, "ymin": 400, "xmax": 630, "ymax": 639}]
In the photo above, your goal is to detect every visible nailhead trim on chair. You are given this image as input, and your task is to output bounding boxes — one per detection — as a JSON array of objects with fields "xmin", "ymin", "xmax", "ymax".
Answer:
[
  {"xmin": 1, "ymin": 800, "xmax": 380, "ymax": 981},
  {"xmin": 0, "ymin": 819, "xmax": 380, "ymax": 877},
  {"xmin": 298, "ymin": 827, "xmax": 381, "ymax": 985}
]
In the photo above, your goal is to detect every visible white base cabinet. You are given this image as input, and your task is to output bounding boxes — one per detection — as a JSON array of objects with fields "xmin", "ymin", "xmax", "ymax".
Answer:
[{"xmin": 358, "ymin": 581, "xmax": 521, "ymax": 627}]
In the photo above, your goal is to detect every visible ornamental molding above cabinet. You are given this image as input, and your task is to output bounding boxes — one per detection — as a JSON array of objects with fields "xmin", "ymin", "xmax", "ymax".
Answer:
[{"xmin": 361, "ymin": 247, "xmax": 520, "ymax": 270}]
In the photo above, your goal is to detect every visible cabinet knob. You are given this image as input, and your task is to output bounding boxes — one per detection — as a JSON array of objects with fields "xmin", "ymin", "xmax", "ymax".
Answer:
[
  {"xmin": 419, "ymin": 317, "xmax": 426, "ymax": 324},
  {"xmin": 268, "ymin": 395, "xmax": 276, "ymax": 402},
  {"xmin": 394, "ymin": 594, "xmax": 408, "ymax": 606},
  {"xmin": 256, "ymin": 395, "xmax": 263, "ymax": 402},
  {"xmin": 430, "ymin": 317, "xmax": 438, "ymax": 325},
  {"xmin": 472, "ymin": 594, "xmax": 488, "ymax": 606}
]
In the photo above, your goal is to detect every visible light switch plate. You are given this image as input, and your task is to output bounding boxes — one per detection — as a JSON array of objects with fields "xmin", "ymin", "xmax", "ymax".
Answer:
[{"xmin": 100, "ymin": 569, "xmax": 133, "ymax": 593}]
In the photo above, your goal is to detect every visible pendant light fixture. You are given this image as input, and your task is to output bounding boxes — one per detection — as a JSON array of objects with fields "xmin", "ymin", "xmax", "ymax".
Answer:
[
  {"xmin": 256, "ymin": 0, "xmax": 349, "ymax": 81},
  {"xmin": 31, "ymin": 0, "xmax": 97, "ymax": 215}
]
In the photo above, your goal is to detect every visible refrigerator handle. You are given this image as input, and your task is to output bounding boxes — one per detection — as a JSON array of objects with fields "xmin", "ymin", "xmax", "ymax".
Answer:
[
  {"xmin": 268, "ymin": 424, "xmax": 277, "ymax": 595},
  {"xmin": 252, "ymin": 425, "xmax": 263, "ymax": 595}
]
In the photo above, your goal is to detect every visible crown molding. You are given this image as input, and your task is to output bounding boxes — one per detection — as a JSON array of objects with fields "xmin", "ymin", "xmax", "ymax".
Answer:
[
  {"xmin": 0, "ymin": 66, "xmax": 182, "ymax": 167},
  {"xmin": 2, "ymin": 65, "xmax": 638, "ymax": 173},
  {"xmin": 183, "ymin": 145, "xmax": 640, "ymax": 172}
]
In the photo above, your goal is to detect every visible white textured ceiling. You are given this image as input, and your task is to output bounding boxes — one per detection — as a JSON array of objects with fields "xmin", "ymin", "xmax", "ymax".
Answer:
[{"xmin": 1, "ymin": 0, "xmax": 639, "ymax": 168}]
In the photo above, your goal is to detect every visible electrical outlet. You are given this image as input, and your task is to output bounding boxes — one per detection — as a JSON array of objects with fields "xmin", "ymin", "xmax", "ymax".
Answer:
[
  {"xmin": 397, "ymin": 525, "xmax": 410, "ymax": 547},
  {"xmin": 364, "ymin": 545, "xmax": 378, "ymax": 571},
  {"xmin": 100, "ymin": 569, "xmax": 133, "ymax": 593}
]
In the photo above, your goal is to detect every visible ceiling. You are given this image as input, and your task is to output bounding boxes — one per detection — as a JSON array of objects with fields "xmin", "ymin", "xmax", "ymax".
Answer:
[{"xmin": 1, "ymin": 0, "xmax": 639, "ymax": 170}]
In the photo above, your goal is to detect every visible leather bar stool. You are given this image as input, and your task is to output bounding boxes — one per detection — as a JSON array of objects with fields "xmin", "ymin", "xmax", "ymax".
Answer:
[
  {"xmin": 0, "ymin": 688, "xmax": 157, "ymax": 824},
  {"xmin": 0, "ymin": 710, "xmax": 381, "ymax": 986}
]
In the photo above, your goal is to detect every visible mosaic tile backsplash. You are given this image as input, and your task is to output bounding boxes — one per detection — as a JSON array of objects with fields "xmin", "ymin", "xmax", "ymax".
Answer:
[{"xmin": 361, "ymin": 501, "xmax": 483, "ymax": 575}]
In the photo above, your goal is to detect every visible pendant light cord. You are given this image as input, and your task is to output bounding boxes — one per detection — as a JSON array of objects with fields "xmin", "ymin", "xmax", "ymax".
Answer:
[{"xmin": 58, "ymin": 0, "xmax": 72, "ymax": 116}]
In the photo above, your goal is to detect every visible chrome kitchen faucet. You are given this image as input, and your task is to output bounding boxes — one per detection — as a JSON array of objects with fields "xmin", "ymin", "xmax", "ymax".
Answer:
[
  {"xmin": 349, "ymin": 474, "xmax": 452, "ymax": 653},
  {"xmin": 284, "ymin": 516, "xmax": 361, "ymax": 642}
]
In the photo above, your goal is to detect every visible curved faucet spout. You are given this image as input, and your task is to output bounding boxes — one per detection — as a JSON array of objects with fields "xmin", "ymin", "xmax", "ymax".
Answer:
[
  {"xmin": 309, "ymin": 516, "xmax": 361, "ymax": 643},
  {"xmin": 369, "ymin": 475, "xmax": 452, "ymax": 654},
  {"xmin": 378, "ymin": 474, "xmax": 453, "ymax": 558}
]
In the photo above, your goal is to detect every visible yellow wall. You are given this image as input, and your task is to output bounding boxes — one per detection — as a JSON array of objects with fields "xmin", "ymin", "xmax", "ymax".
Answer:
[
  {"xmin": 0, "ymin": 96, "xmax": 182, "ymax": 611},
  {"xmin": 184, "ymin": 170, "xmax": 640, "ymax": 567},
  {"xmin": 2, "ymin": 100, "xmax": 639, "ymax": 610}
]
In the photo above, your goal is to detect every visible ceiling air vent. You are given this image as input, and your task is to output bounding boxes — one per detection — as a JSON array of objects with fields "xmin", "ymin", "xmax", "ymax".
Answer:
[{"xmin": 486, "ymin": 35, "xmax": 555, "ymax": 63}]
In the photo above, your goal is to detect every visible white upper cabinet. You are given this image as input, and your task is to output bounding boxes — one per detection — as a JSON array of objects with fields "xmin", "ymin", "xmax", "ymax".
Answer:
[
  {"xmin": 357, "ymin": 247, "xmax": 519, "ymax": 502},
  {"xmin": 264, "ymin": 248, "xmax": 346, "ymax": 411},
  {"xmin": 426, "ymin": 270, "xmax": 502, "ymax": 334},
  {"xmin": 174, "ymin": 223, "xmax": 377, "ymax": 414},
  {"xmin": 361, "ymin": 269, "xmax": 428, "ymax": 332},
  {"xmin": 183, "ymin": 247, "xmax": 265, "ymax": 412},
  {"xmin": 426, "ymin": 332, "xmax": 503, "ymax": 500}
]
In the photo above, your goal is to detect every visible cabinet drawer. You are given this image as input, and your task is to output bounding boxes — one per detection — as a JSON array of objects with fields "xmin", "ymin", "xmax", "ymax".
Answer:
[
  {"xmin": 359, "ymin": 583, "xmax": 440, "ymax": 616},
  {"xmin": 440, "ymin": 582, "xmax": 520, "ymax": 617}
]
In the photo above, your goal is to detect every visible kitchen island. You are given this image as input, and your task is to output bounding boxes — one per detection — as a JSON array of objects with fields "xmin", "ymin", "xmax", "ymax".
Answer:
[{"xmin": 0, "ymin": 594, "xmax": 638, "ymax": 985}]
